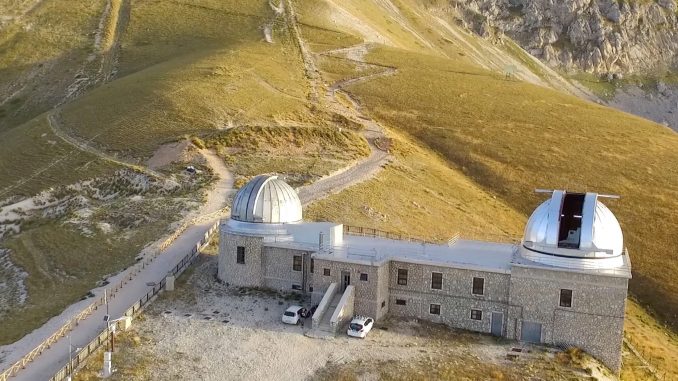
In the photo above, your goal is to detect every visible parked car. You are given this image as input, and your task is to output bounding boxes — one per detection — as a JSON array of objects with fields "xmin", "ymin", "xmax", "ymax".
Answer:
[
  {"xmin": 347, "ymin": 316, "xmax": 374, "ymax": 338},
  {"xmin": 282, "ymin": 305, "xmax": 307, "ymax": 324}
]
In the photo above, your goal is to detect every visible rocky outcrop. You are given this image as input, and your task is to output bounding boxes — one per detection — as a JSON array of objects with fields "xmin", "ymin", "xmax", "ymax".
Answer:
[{"xmin": 451, "ymin": 0, "xmax": 678, "ymax": 74}]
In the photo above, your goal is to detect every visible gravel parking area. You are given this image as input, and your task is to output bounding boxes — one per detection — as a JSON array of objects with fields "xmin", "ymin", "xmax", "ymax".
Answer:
[{"xmin": 77, "ymin": 256, "xmax": 612, "ymax": 381}]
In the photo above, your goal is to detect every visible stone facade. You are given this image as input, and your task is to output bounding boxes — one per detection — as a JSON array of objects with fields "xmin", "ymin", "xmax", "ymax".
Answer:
[
  {"xmin": 388, "ymin": 261, "xmax": 511, "ymax": 335},
  {"xmin": 218, "ymin": 231, "xmax": 264, "ymax": 288},
  {"xmin": 219, "ymin": 228, "xmax": 629, "ymax": 373},
  {"xmin": 508, "ymin": 265, "xmax": 628, "ymax": 371}
]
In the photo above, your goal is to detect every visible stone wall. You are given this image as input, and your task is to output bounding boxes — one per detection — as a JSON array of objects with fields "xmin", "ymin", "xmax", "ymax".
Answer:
[
  {"xmin": 310, "ymin": 257, "xmax": 383, "ymax": 318},
  {"xmin": 388, "ymin": 261, "xmax": 511, "ymax": 333},
  {"xmin": 261, "ymin": 246, "xmax": 312, "ymax": 292},
  {"xmin": 218, "ymin": 230, "xmax": 264, "ymax": 287},
  {"xmin": 508, "ymin": 264, "xmax": 628, "ymax": 372}
]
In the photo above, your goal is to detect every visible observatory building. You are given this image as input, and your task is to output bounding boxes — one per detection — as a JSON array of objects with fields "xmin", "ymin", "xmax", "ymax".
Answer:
[{"xmin": 218, "ymin": 175, "xmax": 631, "ymax": 372}]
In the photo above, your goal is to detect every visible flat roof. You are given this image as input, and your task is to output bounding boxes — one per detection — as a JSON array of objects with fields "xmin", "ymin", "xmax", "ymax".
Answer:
[{"xmin": 312, "ymin": 235, "xmax": 517, "ymax": 274}]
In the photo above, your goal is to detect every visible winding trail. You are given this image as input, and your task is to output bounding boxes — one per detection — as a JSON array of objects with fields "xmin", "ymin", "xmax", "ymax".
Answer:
[
  {"xmin": 0, "ymin": 149, "xmax": 234, "ymax": 381},
  {"xmin": 4, "ymin": 3, "xmax": 397, "ymax": 379},
  {"xmin": 47, "ymin": 111, "xmax": 164, "ymax": 179},
  {"xmin": 284, "ymin": 1, "xmax": 395, "ymax": 205}
]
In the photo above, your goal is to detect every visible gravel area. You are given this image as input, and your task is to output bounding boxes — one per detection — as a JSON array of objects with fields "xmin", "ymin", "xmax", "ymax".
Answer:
[{"xmin": 111, "ymin": 257, "xmax": 612, "ymax": 381}]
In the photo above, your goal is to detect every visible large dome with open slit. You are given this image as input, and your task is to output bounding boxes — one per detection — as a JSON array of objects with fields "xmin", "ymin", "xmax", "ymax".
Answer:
[
  {"xmin": 520, "ymin": 190, "xmax": 624, "ymax": 269},
  {"xmin": 230, "ymin": 175, "xmax": 302, "ymax": 224}
]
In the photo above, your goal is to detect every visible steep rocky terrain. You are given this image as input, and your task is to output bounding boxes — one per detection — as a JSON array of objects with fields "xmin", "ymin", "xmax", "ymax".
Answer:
[{"xmin": 449, "ymin": 0, "xmax": 678, "ymax": 75}]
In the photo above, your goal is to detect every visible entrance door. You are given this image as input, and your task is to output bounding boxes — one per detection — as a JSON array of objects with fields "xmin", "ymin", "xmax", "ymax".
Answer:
[
  {"xmin": 341, "ymin": 271, "xmax": 351, "ymax": 291},
  {"xmin": 520, "ymin": 321, "xmax": 542, "ymax": 343},
  {"xmin": 491, "ymin": 312, "xmax": 503, "ymax": 337}
]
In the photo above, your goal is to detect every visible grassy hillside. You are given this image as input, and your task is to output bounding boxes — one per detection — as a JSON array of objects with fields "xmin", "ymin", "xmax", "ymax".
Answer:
[
  {"xmin": 343, "ymin": 46, "xmax": 678, "ymax": 328},
  {"xmin": 0, "ymin": 0, "xmax": 107, "ymax": 131}
]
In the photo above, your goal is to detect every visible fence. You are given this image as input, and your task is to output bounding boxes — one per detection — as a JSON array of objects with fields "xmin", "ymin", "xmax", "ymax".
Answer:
[
  {"xmin": 0, "ymin": 219, "xmax": 220, "ymax": 381},
  {"xmin": 342, "ymin": 224, "xmax": 520, "ymax": 246},
  {"xmin": 47, "ymin": 221, "xmax": 218, "ymax": 381},
  {"xmin": 342, "ymin": 225, "xmax": 439, "ymax": 244}
]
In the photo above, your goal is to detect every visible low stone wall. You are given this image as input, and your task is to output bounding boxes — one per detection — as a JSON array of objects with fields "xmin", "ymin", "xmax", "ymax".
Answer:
[
  {"xmin": 330, "ymin": 286, "xmax": 355, "ymax": 333},
  {"xmin": 312, "ymin": 282, "xmax": 337, "ymax": 329}
]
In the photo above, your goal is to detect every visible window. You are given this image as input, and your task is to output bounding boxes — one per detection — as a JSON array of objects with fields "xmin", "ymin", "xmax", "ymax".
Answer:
[
  {"xmin": 293, "ymin": 255, "xmax": 302, "ymax": 271},
  {"xmin": 310, "ymin": 258, "xmax": 314, "ymax": 273},
  {"xmin": 360, "ymin": 273, "xmax": 368, "ymax": 281},
  {"xmin": 292, "ymin": 284, "xmax": 302, "ymax": 290},
  {"xmin": 431, "ymin": 272, "xmax": 443, "ymax": 290},
  {"xmin": 430, "ymin": 304, "xmax": 441, "ymax": 315},
  {"xmin": 309, "ymin": 286, "xmax": 313, "ymax": 292},
  {"xmin": 470, "ymin": 309, "xmax": 482, "ymax": 320},
  {"xmin": 236, "ymin": 246, "xmax": 245, "ymax": 264},
  {"xmin": 381, "ymin": 301, "xmax": 386, "ymax": 308},
  {"xmin": 397, "ymin": 269, "xmax": 408, "ymax": 285},
  {"xmin": 472, "ymin": 277, "xmax": 484, "ymax": 295},
  {"xmin": 323, "ymin": 268, "xmax": 331, "ymax": 276},
  {"xmin": 560, "ymin": 289, "xmax": 573, "ymax": 308},
  {"xmin": 395, "ymin": 299, "xmax": 406, "ymax": 305}
]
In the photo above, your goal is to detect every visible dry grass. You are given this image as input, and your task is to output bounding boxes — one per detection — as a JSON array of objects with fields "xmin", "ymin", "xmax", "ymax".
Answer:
[
  {"xmin": 623, "ymin": 298, "xmax": 678, "ymax": 380},
  {"xmin": 341, "ymin": 46, "xmax": 678, "ymax": 329},
  {"xmin": 100, "ymin": 0, "xmax": 123, "ymax": 52},
  {"xmin": 306, "ymin": 128, "xmax": 525, "ymax": 242},
  {"xmin": 0, "ymin": 178, "xmax": 206, "ymax": 344},
  {"xmin": 0, "ymin": 0, "xmax": 106, "ymax": 131},
  {"xmin": 206, "ymin": 125, "xmax": 370, "ymax": 187},
  {"xmin": 0, "ymin": 116, "xmax": 120, "ymax": 199},
  {"xmin": 58, "ymin": 0, "xmax": 316, "ymax": 158},
  {"xmin": 75, "ymin": 325, "xmax": 155, "ymax": 381}
]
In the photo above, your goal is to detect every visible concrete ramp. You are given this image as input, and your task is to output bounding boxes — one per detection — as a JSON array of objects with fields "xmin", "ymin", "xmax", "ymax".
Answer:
[
  {"xmin": 330, "ymin": 285, "xmax": 355, "ymax": 333},
  {"xmin": 308, "ymin": 284, "xmax": 355, "ymax": 337}
]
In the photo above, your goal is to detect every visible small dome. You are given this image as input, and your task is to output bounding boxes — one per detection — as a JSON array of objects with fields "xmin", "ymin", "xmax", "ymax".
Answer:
[
  {"xmin": 521, "ymin": 191, "xmax": 624, "ymax": 269},
  {"xmin": 230, "ymin": 175, "xmax": 302, "ymax": 224}
]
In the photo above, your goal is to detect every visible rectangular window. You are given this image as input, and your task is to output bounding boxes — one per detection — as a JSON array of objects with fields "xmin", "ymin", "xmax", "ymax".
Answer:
[
  {"xmin": 292, "ymin": 284, "xmax": 302, "ymax": 290},
  {"xmin": 293, "ymin": 255, "xmax": 302, "ymax": 271},
  {"xmin": 236, "ymin": 246, "xmax": 245, "ymax": 264},
  {"xmin": 360, "ymin": 273, "xmax": 368, "ymax": 281},
  {"xmin": 323, "ymin": 268, "xmax": 331, "ymax": 276},
  {"xmin": 397, "ymin": 269, "xmax": 408, "ymax": 285},
  {"xmin": 395, "ymin": 299, "xmax": 406, "ymax": 305},
  {"xmin": 431, "ymin": 272, "xmax": 443, "ymax": 290},
  {"xmin": 560, "ymin": 289, "xmax": 573, "ymax": 308},
  {"xmin": 310, "ymin": 258, "xmax": 314, "ymax": 273},
  {"xmin": 472, "ymin": 277, "xmax": 485, "ymax": 295},
  {"xmin": 470, "ymin": 309, "xmax": 482, "ymax": 320},
  {"xmin": 430, "ymin": 304, "xmax": 441, "ymax": 315}
]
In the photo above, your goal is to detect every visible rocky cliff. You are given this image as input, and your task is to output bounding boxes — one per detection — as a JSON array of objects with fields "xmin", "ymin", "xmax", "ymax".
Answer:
[{"xmin": 452, "ymin": 0, "xmax": 678, "ymax": 75}]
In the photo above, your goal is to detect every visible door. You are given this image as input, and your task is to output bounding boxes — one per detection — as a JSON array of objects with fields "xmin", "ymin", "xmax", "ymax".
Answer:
[
  {"xmin": 520, "ymin": 321, "xmax": 542, "ymax": 343},
  {"xmin": 341, "ymin": 271, "xmax": 351, "ymax": 291},
  {"xmin": 491, "ymin": 312, "xmax": 503, "ymax": 337}
]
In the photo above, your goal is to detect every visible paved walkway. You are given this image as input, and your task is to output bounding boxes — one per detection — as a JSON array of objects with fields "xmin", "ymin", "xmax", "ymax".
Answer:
[{"xmin": 1, "ymin": 150, "xmax": 233, "ymax": 381}]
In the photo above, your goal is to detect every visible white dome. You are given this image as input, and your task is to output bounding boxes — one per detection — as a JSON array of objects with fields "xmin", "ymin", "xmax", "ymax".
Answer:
[
  {"xmin": 520, "ymin": 190, "xmax": 624, "ymax": 269},
  {"xmin": 230, "ymin": 175, "xmax": 302, "ymax": 224}
]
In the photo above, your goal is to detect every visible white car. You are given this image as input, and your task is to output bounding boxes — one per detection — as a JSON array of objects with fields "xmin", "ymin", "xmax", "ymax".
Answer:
[
  {"xmin": 282, "ymin": 305, "xmax": 306, "ymax": 325},
  {"xmin": 347, "ymin": 316, "xmax": 374, "ymax": 338}
]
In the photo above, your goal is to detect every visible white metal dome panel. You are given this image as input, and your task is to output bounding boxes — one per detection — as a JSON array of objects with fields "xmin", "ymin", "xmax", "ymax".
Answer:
[{"xmin": 230, "ymin": 175, "xmax": 302, "ymax": 224}]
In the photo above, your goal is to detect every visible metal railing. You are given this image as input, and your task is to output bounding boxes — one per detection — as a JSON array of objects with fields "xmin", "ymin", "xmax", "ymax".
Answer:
[
  {"xmin": 342, "ymin": 225, "xmax": 441, "ymax": 244},
  {"xmin": 46, "ymin": 221, "xmax": 218, "ymax": 381},
  {"xmin": 0, "ymin": 219, "xmax": 219, "ymax": 381}
]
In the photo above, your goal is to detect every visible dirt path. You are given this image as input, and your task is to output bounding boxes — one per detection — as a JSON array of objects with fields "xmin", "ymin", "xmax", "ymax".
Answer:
[
  {"xmin": 47, "ymin": 111, "xmax": 164, "ymax": 179},
  {"xmin": 0, "ymin": 147, "xmax": 234, "ymax": 380},
  {"xmin": 284, "ymin": 1, "xmax": 394, "ymax": 205}
]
